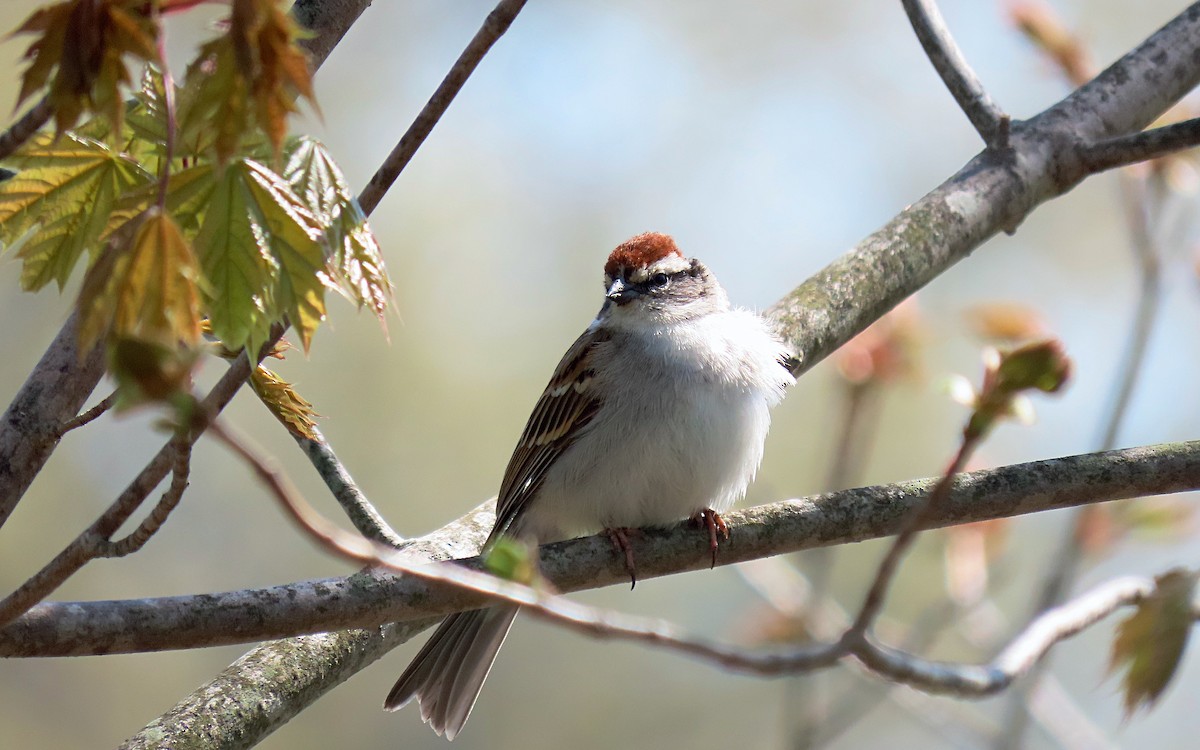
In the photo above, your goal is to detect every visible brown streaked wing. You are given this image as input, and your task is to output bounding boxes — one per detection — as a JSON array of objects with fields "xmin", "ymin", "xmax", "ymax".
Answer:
[{"xmin": 489, "ymin": 328, "xmax": 609, "ymax": 540}]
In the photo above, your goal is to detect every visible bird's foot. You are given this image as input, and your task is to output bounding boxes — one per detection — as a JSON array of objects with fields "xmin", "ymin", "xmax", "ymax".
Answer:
[
  {"xmin": 604, "ymin": 527, "xmax": 642, "ymax": 589},
  {"xmin": 690, "ymin": 509, "xmax": 730, "ymax": 568}
]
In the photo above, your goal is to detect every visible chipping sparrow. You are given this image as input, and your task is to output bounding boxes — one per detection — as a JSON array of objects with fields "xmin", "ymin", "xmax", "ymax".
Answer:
[{"xmin": 384, "ymin": 232, "xmax": 795, "ymax": 739}]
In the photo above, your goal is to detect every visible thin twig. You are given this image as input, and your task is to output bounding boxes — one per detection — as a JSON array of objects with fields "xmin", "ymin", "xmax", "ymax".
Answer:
[
  {"xmin": 355, "ymin": 0, "xmax": 529, "ymax": 216},
  {"xmin": 98, "ymin": 442, "xmax": 192, "ymax": 558},
  {"xmin": 789, "ymin": 379, "xmax": 880, "ymax": 747},
  {"xmin": 845, "ymin": 439, "xmax": 977, "ymax": 639},
  {"xmin": 294, "ymin": 427, "xmax": 405, "ymax": 547},
  {"xmin": 1079, "ymin": 118, "xmax": 1200, "ymax": 175},
  {"xmin": 55, "ymin": 392, "xmax": 117, "ymax": 436},
  {"xmin": 901, "ymin": 0, "xmax": 1007, "ymax": 147},
  {"xmin": 0, "ymin": 97, "xmax": 52, "ymax": 162}
]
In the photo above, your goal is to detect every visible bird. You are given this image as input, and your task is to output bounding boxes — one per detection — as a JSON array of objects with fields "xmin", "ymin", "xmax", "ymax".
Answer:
[{"xmin": 384, "ymin": 231, "xmax": 795, "ymax": 739}]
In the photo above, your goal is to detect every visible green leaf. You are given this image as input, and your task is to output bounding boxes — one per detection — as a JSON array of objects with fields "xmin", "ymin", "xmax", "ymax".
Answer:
[
  {"xmin": 195, "ymin": 158, "xmax": 328, "ymax": 354},
  {"xmin": 284, "ymin": 137, "xmax": 391, "ymax": 320},
  {"xmin": 194, "ymin": 162, "xmax": 277, "ymax": 354},
  {"xmin": 111, "ymin": 162, "xmax": 218, "ymax": 240},
  {"xmin": 485, "ymin": 537, "xmax": 538, "ymax": 584},
  {"xmin": 250, "ymin": 366, "xmax": 320, "ymax": 439},
  {"xmin": 0, "ymin": 132, "xmax": 153, "ymax": 290},
  {"xmin": 995, "ymin": 339, "xmax": 1072, "ymax": 394},
  {"xmin": 123, "ymin": 65, "xmax": 170, "ymax": 158},
  {"xmin": 1109, "ymin": 569, "xmax": 1197, "ymax": 716},
  {"xmin": 243, "ymin": 159, "xmax": 329, "ymax": 350}
]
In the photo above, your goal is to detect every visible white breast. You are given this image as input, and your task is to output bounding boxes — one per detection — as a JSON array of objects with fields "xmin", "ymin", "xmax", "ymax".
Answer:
[{"xmin": 522, "ymin": 309, "xmax": 793, "ymax": 540}]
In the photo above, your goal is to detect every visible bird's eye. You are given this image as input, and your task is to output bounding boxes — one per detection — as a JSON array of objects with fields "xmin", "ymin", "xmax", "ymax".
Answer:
[{"xmin": 649, "ymin": 272, "xmax": 670, "ymax": 288}]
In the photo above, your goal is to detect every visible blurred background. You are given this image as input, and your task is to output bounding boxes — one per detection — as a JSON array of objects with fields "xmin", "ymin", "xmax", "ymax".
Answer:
[{"xmin": 1, "ymin": 0, "xmax": 1199, "ymax": 748}]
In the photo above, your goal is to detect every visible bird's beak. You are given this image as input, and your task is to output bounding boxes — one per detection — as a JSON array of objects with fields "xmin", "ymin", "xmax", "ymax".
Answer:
[{"xmin": 606, "ymin": 278, "xmax": 638, "ymax": 306}]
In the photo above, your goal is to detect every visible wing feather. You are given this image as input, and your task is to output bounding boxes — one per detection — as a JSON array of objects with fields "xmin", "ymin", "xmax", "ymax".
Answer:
[{"xmin": 490, "ymin": 328, "xmax": 609, "ymax": 540}]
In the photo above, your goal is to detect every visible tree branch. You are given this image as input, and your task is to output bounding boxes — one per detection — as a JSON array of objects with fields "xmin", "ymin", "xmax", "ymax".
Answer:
[
  {"xmin": 97, "ymin": 442, "xmax": 192, "ymax": 559},
  {"xmin": 54, "ymin": 391, "xmax": 117, "ymax": 436},
  {"xmin": 293, "ymin": 427, "xmax": 405, "ymax": 547},
  {"xmin": 5, "ymin": 439, "xmax": 1199, "ymax": 657},
  {"xmin": 901, "ymin": 0, "xmax": 1008, "ymax": 147},
  {"xmin": 293, "ymin": 0, "xmax": 373, "ymax": 70},
  {"xmin": 0, "ymin": 97, "xmax": 52, "ymax": 162},
  {"xmin": 110, "ymin": 429, "xmax": 1200, "ymax": 741},
  {"xmin": 0, "ymin": 311, "xmax": 108, "ymax": 528},
  {"xmin": 355, "ymin": 0, "xmax": 530, "ymax": 216},
  {"xmin": 266, "ymin": 430, "xmax": 1171, "ymax": 717},
  {"xmin": 1078, "ymin": 118, "xmax": 1200, "ymax": 175}
]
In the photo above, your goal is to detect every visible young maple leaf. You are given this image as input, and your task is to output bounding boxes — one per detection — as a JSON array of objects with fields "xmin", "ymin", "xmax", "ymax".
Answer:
[
  {"xmin": 10, "ymin": 0, "xmax": 159, "ymax": 135},
  {"xmin": 77, "ymin": 208, "xmax": 204, "ymax": 352},
  {"xmin": 250, "ymin": 366, "xmax": 320, "ymax": 440},
  {"xmin": 1109, "ymin": 569, "xmax": 1197, "ymax": 716},
  {"xmin": 178, "ymin": 0, "xmax": 318, "ymax": 163}
]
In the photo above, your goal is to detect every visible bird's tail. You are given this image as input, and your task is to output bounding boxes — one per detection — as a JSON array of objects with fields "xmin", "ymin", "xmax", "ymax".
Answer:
[{"xmin": 384, "ymin": 606, "xmax": 518, "ymax": 740}]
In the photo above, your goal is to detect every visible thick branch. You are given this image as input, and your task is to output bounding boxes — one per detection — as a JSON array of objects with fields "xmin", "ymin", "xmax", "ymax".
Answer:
[
  {"xmin": 770, "ymin": 2, "xmax": 1200, "ymax": 376},
  {"xmin": 0, "ymin": 312, "xmax": 107, "ymax": 527},
  {"xmin": 293, "ymin": 0, "xmax": 372, "ymax": 70},
  {"xmin": 5, "ymin": 440, "xmax": 1198, "ymax": 657},
  {"xmin": 901, "ymin": 0, "xmax": 1007, "ymax": 146}
]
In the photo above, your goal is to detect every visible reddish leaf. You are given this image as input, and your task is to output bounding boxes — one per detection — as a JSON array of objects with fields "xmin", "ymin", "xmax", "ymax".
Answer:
[
  {"xmin": 10, "ymin": 0, "xmax": 160, "ymax": 135},
  {"xmin": 177, "ymin": 0, "xmax": 317, "ymax": 163},
  {"xmin": 1109, "ymin": 569, "xmax": 1197, "ymax": 716}
]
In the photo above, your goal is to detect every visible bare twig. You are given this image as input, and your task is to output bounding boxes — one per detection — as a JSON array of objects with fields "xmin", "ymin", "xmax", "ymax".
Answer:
[
  {"xmin": 356, "ymin": 0, "xmax": 529, "ymax": 216},
  {"xmin": 997, "ymin": 11, "xmax": 1173, "ymax": 741},
  {"xmin": 845, "ymin": 440, "xmax": 976, "ymax": 639},
  {"xmin": 1079, "ymin": 118, "xmax": 1200, "ymax": 175},
  {"xmin": 294, "ymin": 427, "xmax": 405, "ymax": 547},
  {"xmin": 0, "ymin": 97, "xmax": 52, "ymax": 162},
  {"xmin": 859, "ymin": 575, "xmax": 1170, "ymax": 696},
  {"xmin": 901, "ymin": 0, "xmax": 1007, "ymax": 147},
  {"xmin": 98, "ymin": 442, "xmax": 192, "ymax": 558},
  {"xmin": 55, "ymin": 392, "xmax": 117, "ymax": 436}
]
